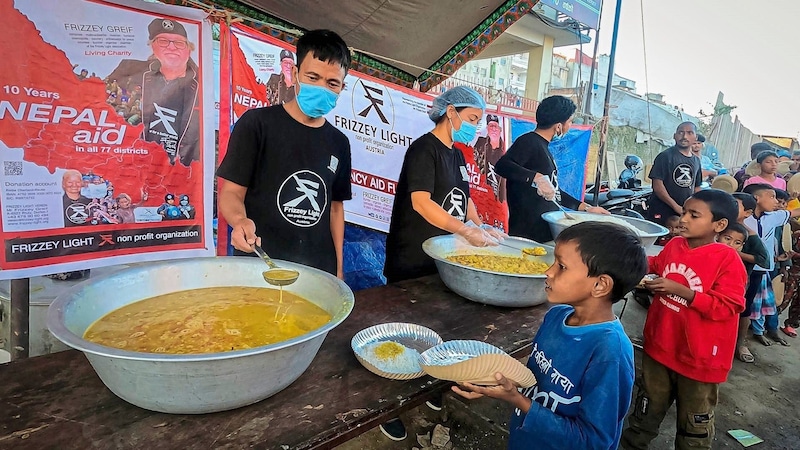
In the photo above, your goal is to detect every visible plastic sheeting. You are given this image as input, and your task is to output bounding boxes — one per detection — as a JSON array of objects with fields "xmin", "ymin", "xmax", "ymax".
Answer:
[
  {"xmin": 343, "ymin": 224, "xmax": 387, "ymax": 291},
  {"xmin": 588, "ymin": 86, "xmax": 698, "ymax": 146},
  {"xmin": 508, "ymin": 118, "xmax": 592, "ymax": 200}
]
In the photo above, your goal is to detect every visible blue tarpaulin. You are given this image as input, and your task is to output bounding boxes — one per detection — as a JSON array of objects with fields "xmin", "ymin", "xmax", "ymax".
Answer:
[{"xmin": 508, "ymin": 118, "xmax": 592, "ymax": 201}]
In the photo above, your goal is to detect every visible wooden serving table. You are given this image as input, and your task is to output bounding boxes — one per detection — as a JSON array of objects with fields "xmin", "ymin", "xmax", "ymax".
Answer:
[{"xmin": 0, "ymin": 275, "xmax": 547, "ymax": 450}]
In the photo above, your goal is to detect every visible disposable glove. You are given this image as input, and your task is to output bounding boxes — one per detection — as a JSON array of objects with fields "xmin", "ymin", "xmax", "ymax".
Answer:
[
  {"xmin": 532, "ymin": 174, "xmax": 556, "ymax": 201},
  {"xmin": 479, "ymin": 224, "xmax": 508, "ymax": 243},
  {"xmin": 455, "ymin": 221, "xmax": 500, "ymax": 247}
]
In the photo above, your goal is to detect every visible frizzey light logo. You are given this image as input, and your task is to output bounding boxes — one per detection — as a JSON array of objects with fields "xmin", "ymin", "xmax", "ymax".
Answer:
[
  {"xmin": 442, "ymin": 187, "xmax": 467, "ymax": 221},
  {"xmin": 277, "ymin": 170, "xmax": 328, "ymax": 227},
  {"xmin": 352, "ymin": 78, "xmax": 394, "ymax": 130}
]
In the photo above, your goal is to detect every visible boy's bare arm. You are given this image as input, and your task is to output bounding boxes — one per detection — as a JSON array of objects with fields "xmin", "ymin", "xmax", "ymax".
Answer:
[
  {"xmin": 738, "ymin": 250, "xmax": 756, "ymax": 264},
  {"xmin": 452, "ymin": 373, "xmax": 532, "ymax": 412}
]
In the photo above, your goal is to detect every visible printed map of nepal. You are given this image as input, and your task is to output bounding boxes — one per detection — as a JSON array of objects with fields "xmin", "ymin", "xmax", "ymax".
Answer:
[{"xmin": 0, "ymin": 2, "xmax": 202, "ymax": 206}]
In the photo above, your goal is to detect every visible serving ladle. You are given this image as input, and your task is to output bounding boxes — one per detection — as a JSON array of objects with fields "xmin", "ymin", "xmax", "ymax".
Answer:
[
  {"xmin": 252, "ymin": 244, "xmax": 299, "ymax": 286},
  {"xmin": 552, "ymin": 199, "xmax": 576, "ymax": 220}
]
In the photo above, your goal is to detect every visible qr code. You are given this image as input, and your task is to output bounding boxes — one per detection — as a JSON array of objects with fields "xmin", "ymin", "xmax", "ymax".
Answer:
[{"xmin": 3, "ymin": 161, "xmax": 22, "ymax": 176}]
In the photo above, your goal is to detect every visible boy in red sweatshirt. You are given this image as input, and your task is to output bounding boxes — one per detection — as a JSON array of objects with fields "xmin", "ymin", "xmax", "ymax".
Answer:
[{"xmin": 621, "ymin": 189, "xmax": 746, "ymax": 450}]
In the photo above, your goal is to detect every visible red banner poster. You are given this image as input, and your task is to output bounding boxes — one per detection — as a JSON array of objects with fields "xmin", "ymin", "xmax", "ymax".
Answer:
[
  {"xmin": 0, "ymin": 0, "xmax": 215, "ymax": 279},
  {"xmin": 455, "ymin": 114, "xmax": 510, "ymax": 232},
  {"xmin": 216, "ymin": 23, "xmax": 275, "ymax": 255}
]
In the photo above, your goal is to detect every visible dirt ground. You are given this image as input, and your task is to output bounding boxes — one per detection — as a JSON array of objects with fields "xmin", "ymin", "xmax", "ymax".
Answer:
[{"xmin": 336, "ymin": 296, "xmax": 800, "ymax": 449}]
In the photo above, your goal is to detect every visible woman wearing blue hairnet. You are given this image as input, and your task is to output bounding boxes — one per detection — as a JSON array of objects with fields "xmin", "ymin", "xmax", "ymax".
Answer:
[
  {"xmin": 380, "ymin": 85, "xmax": 506, "ymax": 441},
  {"xmin": 383, "ymin": 86, "xmax": 506, "ymax": 287}
]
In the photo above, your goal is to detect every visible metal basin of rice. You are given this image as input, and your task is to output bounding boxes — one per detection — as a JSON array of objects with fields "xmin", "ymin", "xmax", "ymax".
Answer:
[
  {"xmin": 541, "ymin": 211, "xmax": 668, "ymax": 247},
  {"xmin": 422, "ymin": 235, "xmax": 554, "ymax": 308},
  {"xmin": 46, "ymin": 257, "xmax": 354, "ymax": 414}
]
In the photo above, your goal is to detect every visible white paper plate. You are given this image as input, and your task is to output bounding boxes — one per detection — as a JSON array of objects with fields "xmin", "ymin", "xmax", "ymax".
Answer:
[
  {"xmin": 351, "ymin": 323, "xmax": 443, "ymax": 380},
  {"xmin": 419, "ymin": 340, "xmax": 536, "ymax": 388}
]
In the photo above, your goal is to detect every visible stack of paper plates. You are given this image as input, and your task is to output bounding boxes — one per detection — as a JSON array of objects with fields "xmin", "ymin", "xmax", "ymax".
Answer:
[{"xmin": 419, "ymin": 340, "xmax": 536, "ymax": 388}]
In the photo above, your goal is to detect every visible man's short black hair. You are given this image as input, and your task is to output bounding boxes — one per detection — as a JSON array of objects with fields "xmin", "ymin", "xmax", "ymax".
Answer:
[
  {"xmin": 722, "ymin": 222, "xmax": 748, "ymax": 240},
  {"xmin": 296, "ymin": 29, "xmax": 351, "ymax": 71},
  {"xmin": 555, "ymin": 222, "xmax": 648, "ymax": 303},
  {"xmin": 775, "ymin": 189, "xmax": 790, "ymax": 201},
  {"xmin": 742, "ymin": 182, "xmax": 775, "ymax": 197},
  {"xmin": 676, "ymin": 121, "xmax": 697, "ymax": 132},
  {"xmin": 688, "ymin": 188, "xmax": 738, "ymax": 223},
  {"xmin": 732, "ymin": 192, "xmax": 757, "ymax": 212},
  {"xmin": 536, "ymin": 95, "xmax": 576, "ymax": 129}
]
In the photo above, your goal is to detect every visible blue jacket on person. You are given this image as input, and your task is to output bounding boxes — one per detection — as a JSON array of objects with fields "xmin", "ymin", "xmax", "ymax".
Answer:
[{"xmin": 508, "ymin": 305, "xmax": 634, "ymax": 450}]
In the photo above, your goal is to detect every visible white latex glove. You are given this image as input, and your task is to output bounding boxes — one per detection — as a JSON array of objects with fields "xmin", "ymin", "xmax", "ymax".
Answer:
[
  {"xmin": 455, "ymin": 221, "xmax": 500, "ymax": 247},
  {"xmin": 532, "ymin": 173, "xmax": 556, "ymax": 201},
  {"xmin": 479, "ymin": 224, "xmax": 508, "ymax": 243}
]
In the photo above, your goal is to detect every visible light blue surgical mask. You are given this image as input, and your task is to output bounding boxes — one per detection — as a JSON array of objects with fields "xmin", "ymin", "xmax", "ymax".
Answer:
[
  {"xmin": 449, "ymin": 112, "xmax": 478, "ymax": 144},
  {"xmin": 295, "ymin": 82, "xmax": 338, "ymax": 118}
]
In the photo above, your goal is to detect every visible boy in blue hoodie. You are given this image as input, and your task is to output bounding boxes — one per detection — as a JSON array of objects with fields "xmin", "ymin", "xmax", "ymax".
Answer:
[{"xmin": 452, "ymin": 222, "xmax": 648, "ymax": 450}]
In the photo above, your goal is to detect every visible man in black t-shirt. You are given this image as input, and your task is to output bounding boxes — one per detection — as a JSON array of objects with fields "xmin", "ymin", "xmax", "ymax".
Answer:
[
  {"xmin": 106, "ymin": 18, "xmax": 200, "ymax": 167},
  {"xmin": 473, "ymin": 114, "xmax": 506, "ymax": 201},
  {"xmin": 646, "ymin": 122, "xmax": 702, "ymax": 225},
  {"xmin": 216, "ymin": 30, "xmax": 352, "ymax": 278},
  {"xmin": 62, "ymin": 169, "xmax": 92, "ymax": 227},
  {"xmin": 495, "ymin": 96, "xmax": 608, "ymax": 242},
  {"xmin": 266, "ymin": 49, "xmax": 296, "ymax": 106}
]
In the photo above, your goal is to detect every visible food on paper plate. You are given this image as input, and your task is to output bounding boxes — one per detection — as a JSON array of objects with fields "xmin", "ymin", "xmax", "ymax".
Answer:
[{"xmin": 359, "ymin": 340, "xmax": 422, "ymax": 374}]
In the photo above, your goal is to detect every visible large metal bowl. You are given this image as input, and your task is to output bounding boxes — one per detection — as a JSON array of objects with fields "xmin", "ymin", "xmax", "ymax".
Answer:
[
  {"xmin": 422, "ymin": 235, "xmax": 553, "ymax": 307},
  {"xmin": 541, "ymin": 211, "xmax": 668, "ymax": 247},
  {"xmin": 46, "ymin": 257, "xmax": 354, "ymax": 414}
]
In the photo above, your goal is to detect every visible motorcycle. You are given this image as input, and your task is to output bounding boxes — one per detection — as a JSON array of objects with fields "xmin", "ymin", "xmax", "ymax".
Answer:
[{"xmin": 584, "ymin": 155, "xmax": 652, "ymax": 219}]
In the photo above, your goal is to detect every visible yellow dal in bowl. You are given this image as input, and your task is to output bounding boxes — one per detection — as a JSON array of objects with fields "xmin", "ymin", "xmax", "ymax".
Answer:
[{"xmin": 83, "ymin": 286, "xmax": 331, "ymax": 354}]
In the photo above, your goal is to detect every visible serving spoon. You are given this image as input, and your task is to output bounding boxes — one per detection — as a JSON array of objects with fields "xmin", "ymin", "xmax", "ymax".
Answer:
[
  {"xmin": 252, "ymin": 244, "xmax": 299, "ymax": 286},
  {"xmin": 552, "ymin": 199, "xmax": 576, "ymax": 220}
]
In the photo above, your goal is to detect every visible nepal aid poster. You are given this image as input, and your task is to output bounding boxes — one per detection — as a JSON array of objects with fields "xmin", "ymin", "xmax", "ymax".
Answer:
[
  {"xmin": 454, "ymin": 113, "xmax": 512, "ymax": 232},
  {"xmin": 0, "ymin": 0, "xmax": 215, "ymax": 279},
  {"xmin": 219, "ymin": 23, "xmax": 432, "ymax": 246}
]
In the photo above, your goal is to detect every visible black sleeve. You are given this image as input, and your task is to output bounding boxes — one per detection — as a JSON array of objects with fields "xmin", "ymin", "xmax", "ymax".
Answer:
[
  {"xmin": 495, "ymin": 134, "xmax": 549, "ymax": 184},
  {"xmin": 559, "ymin": 190, "xmax": 582, "ymax": 210},
  {"xmin": 404, "ymin": 139, "xmax": 437, "ymax": 194},
  {"xmin": 694, "ymin": 157, "xmax": 703, "ymax": 187},
  {"xmin": 648, "ymin": 151, "xmax": 669, "ymax": 181},
  {"xmin": 332, "ymin": 135, "xmax": 353, "ymax": 201},
  {"xmin": 216, "ymin": 110, "xmax": 261, "ymax": 187}
]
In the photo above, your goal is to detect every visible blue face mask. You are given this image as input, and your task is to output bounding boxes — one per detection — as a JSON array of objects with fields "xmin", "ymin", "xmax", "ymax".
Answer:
[
  {"xmin": 449, "ymin": 112, "xmax": 478, "ymax": 144},
  {"xmin": 295, "ymin": 82, "xmax": 339, "ymax": 118}
]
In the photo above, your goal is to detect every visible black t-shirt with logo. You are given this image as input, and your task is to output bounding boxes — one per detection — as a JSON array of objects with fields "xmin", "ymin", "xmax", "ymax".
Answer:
[
  {"xmin": 216, "ymin": 105, "xmax": 352, "ymax": 275},
  {"xmin": 494, "ymin": 132, "xmax": 581, "ymax": 242},
  {"xmin": 384, "ymin": 133, "xmax": 471, "ymax": 283},
  {"xmin": 63, "ymin": 194, "xmax": 92, "ymax": 227},
  {"xmin": 647, "ymin": 146, "xmax": 701, "ymax": 223}
]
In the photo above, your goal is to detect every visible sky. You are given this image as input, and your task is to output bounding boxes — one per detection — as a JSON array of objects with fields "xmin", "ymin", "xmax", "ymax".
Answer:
[{"xmin": 555, "ymin": 0, "xmax": 800, "ymax": 138}]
